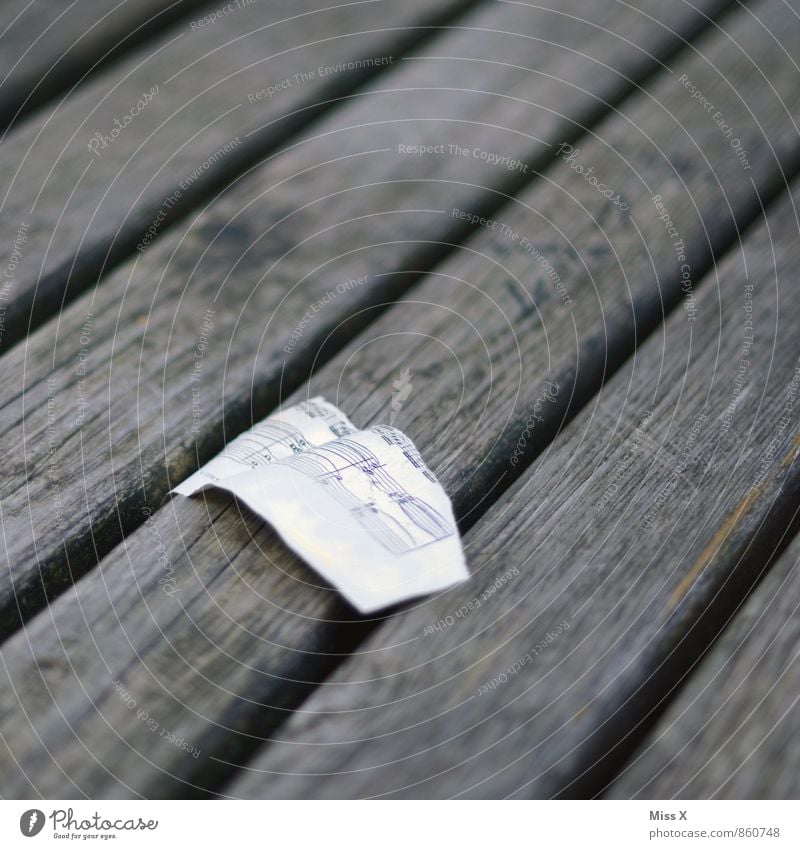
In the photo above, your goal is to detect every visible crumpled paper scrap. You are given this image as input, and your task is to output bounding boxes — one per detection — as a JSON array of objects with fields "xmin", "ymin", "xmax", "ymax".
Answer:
[{"xmin": 173, "ymin": 397, "xmax": 468, "ymax": 612}]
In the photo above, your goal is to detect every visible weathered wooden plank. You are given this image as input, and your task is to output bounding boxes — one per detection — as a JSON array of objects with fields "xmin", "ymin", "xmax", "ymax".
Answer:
[
  {"xmin": 608, "ymin": 535, "xmax": 800, "ymax": 798},
  {"xmin": 0, "ymin": 0, "xmax": 732, "ymax": 636},
  {"xmin": 0, "ymin": 0, "xmax": 479, "ymax": 350},
  {"xmin": 223, "ymin": 176, "xmax": 800, "ymax": 799},
  {"xmin": 0, "ymin": 0, "xmax": 795, "ymax": 798},
  {"xmin": 0, "ymin": 0, "xmax": 209, "ymax": 129}
]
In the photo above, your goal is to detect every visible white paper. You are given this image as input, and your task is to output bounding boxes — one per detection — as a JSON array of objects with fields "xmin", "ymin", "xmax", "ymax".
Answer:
[
  {"xmin": 173, "ymin": 397, "xmax": 358, "ymax": 495},
  {"xmin": 172, "ymin": 397, "xmax": 468, "ymax": 612}
]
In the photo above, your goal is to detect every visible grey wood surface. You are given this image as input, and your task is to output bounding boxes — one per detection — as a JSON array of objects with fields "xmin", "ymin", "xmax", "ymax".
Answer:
[
  {"xmin": 0, "ymin": 0, "xmax": 209, "ymax": 128},
  {"xmin": 225, "ymin": 166, "xmax": 800, "ymax": 800},
  {"xmin": 0, "ymin": 0, "xmax": 731, "ymax": 637},
  {"xmin": 0, "ymin": 0, "xmax": 796, "ymax": 798},
  {"xmin": 608, "ymin": 536, "xmax": 800, "ymax": 798},
  {"xmin": 0, "ymin": 0, "xmax": 478, "ymax": 350}
]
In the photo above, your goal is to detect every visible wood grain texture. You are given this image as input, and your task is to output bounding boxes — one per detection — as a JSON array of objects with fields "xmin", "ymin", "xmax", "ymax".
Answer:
[
  {"xmin": 0, "ymin": 0, "xmax": 731, "ymax": 636},
  {"xmin": 0, "ymin": 0, "xmax": 795, "ymax": 798},
  {"xmin": 224, "ymin": 168, "xmax": 800, "ymax": 800},
  {"xmin": 0, "ymin": 0, "xmax": 209, "ymax": 128},
  {"xmin": 0, "ymin": 0, "xmax": 479, "ymax": 349},
  {"xmin": 608, "ymin": 537, "xmax": 800, "ymax": 798}
]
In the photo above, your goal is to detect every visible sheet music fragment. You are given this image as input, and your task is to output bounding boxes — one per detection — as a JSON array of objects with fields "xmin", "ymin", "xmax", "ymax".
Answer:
[{"xmin": 173, "ymin": 397, "xmax": 468, "ymax": 612}]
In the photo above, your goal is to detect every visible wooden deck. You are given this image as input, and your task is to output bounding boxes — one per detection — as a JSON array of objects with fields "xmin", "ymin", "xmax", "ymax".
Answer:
[{"xmin": 0, "ymin": 0, "xmax": 799, "ymax": 799}]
